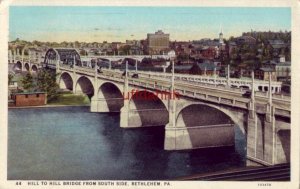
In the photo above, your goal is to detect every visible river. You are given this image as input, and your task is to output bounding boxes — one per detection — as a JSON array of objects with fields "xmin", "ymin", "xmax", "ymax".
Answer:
[{"xmin": 8, "ymin": 106, "xmax": 246, "ymax": 180}]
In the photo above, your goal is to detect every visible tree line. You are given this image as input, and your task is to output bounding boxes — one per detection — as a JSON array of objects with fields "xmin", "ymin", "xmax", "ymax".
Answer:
[{"xmin": 20, "ymin": 70, "xmax": 60, "ymax": 102}]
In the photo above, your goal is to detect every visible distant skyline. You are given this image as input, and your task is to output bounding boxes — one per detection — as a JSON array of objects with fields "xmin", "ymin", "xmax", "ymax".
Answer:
[{"xmin": 9, "ymin": 6, "xmax": 291, "ymax": 43}]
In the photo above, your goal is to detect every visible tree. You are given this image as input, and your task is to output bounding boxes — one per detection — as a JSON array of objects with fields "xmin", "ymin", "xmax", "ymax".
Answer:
[
  {"xmin": 21, "ymin": 73, "xmax": 34, "ymax": 92},
  {"xmin": 36, "ymin": 70, "xmax": 60, "ymax": 102},
  {"xmin": 189, "ymin": 63, "xmax": 201, "ymax": 75},
  {"xmin": 119, "ymin": 45, "xmax": 131, "ymax": 55},
  {"xmin": 79, "ymin": 49, "xmax": 87, "ymax": 56}
]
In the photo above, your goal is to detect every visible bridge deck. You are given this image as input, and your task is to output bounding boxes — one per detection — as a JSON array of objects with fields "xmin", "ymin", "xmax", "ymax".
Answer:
[{"xmin": 55, "ymin": 64, "xmax": 290, "ymax": 117}]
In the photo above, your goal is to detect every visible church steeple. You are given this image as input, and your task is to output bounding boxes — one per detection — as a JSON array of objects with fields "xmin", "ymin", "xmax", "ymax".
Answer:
[{"xmin": 219, "ymin": 24, "xmax": 224, "ymax": 44}]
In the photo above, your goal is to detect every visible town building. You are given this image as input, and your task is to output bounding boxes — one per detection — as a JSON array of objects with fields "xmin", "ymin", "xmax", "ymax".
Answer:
[
  {"xmin": 275, "ymin": 61, "xmax": 291, "ymax": 81},
  {"xmin": 235, "ymin": 36, "xmax": 257, "ymax": 45},
  {"xmin": 169, "ymin": 62, "xmax": 221, "ymax": 76},
  {"xmin": 167, "ymin": 50, "xmax": 176, "ymax": 60},
  {"xmin": 254, "ymin": 67, "xmax": 277, "ymax": 81},
  {"xmin": 28, "ymin": 48, "xmax": 45, "ymax": 64},
  {"xmin": 10, "ymin": 92, "xmax": 47, "ymax": 107},
  {"xmin": 147, "ymin": 30, "xmax": 170, "ymax": 55}
]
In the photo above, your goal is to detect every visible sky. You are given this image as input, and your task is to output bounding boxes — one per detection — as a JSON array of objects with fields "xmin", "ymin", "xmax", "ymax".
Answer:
[{"xmin": 9, "ymin": 6, "xmax": 291, "ymax": 43}]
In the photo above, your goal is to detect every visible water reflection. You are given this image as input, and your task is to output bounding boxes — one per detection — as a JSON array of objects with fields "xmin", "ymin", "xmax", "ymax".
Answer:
[{"xmin": 8, "ymin": 106, "xmax": 245, "ymax": 180}]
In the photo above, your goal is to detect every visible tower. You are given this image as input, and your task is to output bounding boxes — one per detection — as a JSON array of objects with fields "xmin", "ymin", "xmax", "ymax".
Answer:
[{"xmin": 219, "ymin": 25, "xmax": 224, "ymax": 44}]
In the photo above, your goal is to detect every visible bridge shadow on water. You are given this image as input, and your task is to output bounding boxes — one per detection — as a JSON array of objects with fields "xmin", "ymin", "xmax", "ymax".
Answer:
[{"xmin": 97, "ymin": 113, "xmax": 246, "ymax": 180}]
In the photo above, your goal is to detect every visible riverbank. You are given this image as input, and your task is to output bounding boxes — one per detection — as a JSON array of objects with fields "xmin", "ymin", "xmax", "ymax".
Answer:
[
  {"xmin": 8, "ymin": 104, "xmax": 90, "ymax": 109},
  {"xmin": 48, "ymin": 93, "xmax": 90, "ymax": 106}
]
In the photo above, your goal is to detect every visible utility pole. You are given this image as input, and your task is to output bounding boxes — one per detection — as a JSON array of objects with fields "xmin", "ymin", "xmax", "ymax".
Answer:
[
  {"xmin": 135, "ymin": 59, "xmax": 138, "ymax": 73},
  {"xmin": 125, "ymin": 60, "xmax": 128, "ymax": 78},
  {"xmin": 227, "ymin": 64, "xmax": 230, "ymax": 87},
  {"xmin": 268, "ymin": 72, "xmax": 272, "ymax": 107},
  {"xmin": 171, "ymin": 60, "xmax": 175, "ymax": 98}
]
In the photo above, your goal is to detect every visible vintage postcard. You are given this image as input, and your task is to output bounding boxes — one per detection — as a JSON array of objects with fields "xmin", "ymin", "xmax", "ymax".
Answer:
[{"xmin": 0, "ymin": 0, "xmax": 299, "ymax": 188}]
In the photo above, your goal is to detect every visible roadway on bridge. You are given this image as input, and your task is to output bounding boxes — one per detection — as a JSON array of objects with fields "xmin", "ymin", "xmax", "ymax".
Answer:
[{"xmin": 100, "ymin": 69, "xmax": 289, "ymax": 111}]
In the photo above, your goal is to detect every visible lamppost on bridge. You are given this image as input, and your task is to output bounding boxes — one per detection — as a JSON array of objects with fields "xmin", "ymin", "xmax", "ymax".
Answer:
[
  {"xmin": 125, "ymin": 60, "xmax": 128, "ymax": 77},
  {"xmin": 268, "ymin": 71, "xmax": 273, "ymax": 111},
  {"xmin": 227, "ymin": 64, "xmax": 230, "ymax": 87},
  {"xmin": 214, "ymin": 67, "xmax": 217, "ymax": 85},
  {"xmin": 171, "ymin": 60, "xmax": 175, "ymax": 97},
  {"xmin": 168, "ymin": 59, "xmax": 176, "ymax": 128},
  {"xmin": 135, "ymin": 59, "xmax": 138, "ymax": 73},
  {"xmin": 249, "ymin": 70, "xmax": 255, "ymax": 119}
]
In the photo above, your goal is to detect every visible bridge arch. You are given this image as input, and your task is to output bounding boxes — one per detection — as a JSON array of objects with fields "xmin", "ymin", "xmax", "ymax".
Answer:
[
  {"xmin": 173, "ymin": 103, "xmax": 246, "ymax": 150},
  {"xmin": 97, "ymin": 82, "xmax": 124, "ymax": 112},
  {"xmin": 24, "ymin": 63, "xmax": 30, "ymax": 72},
  {"xmin": 59, "ymin": 72, "xmax": 74, "ymax": 91},
  {"xmin": 75, "ymin": 76, "xmax": 94, "ymax": 99},
  {"xmin": 176, "ymin": 104, "xmax": 233, "ymax": 127},
  {"xmin": 176, "ymin": 102, "xmax": 245, "ymax": 133},
  {"xmin": 128, "ymin": 90, "xmax": 169, "ymax": 127},
  {"xmin": 31, "ymin": 65, "xmax": 38, "ymax": 72},
  {"xmin": 14, "ymin": 61, "xmax": 22, "ymax": 71}
]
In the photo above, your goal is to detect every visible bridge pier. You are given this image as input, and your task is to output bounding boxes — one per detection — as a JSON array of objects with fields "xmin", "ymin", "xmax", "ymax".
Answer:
[
  {"xmin": 91, "ymin": 98, "xmax": 124, "ymax": 112},
  {"xmin": 246, "ymin": 105, "xmax": 290, "ymax": 166},
  {"xmin": 120, "ymin": 100, "xmax": 129, "ymax": 128},
  {"xmin": 164, "ymin": 96, "xmax": 176, "ymax": 149}
]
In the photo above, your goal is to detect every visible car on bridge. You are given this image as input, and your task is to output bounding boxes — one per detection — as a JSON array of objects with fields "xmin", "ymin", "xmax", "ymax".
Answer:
[
  {"xmin": 132, "ymin": 73, "xmax": 139, "ymax": 78},
  {"xmin": 97, "ymin": 66, "xmax": 103, "ymax": 74},
  {"xmin": 242, "ymin": 90, "xmax": 252, "ymax": 98}
]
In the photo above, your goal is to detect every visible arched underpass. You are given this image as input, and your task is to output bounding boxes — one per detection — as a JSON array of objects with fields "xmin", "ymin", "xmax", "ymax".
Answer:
[
  {"xmin": 31, "ymin": 65, "xmax": 38, "ymax": 72},
  {"xmin": 14, "ymin": 61, "xmax": 22, "ymax": 71},
  {"xmin": 59, "ymin": 72, "xmax": 73, "ymax": 91},
  {"xmin": 169, "ymin": 104, "xmax": 246, "ymax": 153},
  {"xmin": 24, "ymin": 63, "xmax": 30, "ymax": 72},
  {"xmin": 75, "ymin": 76, "xmax": 94, "ymax": 99},
  {"xmin": 127, "ymin": 90, "xmax": 169, "ymax": 127},
  {"xmin": 97, "ymin": 82, "xmax": 124, "ymax": 112}
]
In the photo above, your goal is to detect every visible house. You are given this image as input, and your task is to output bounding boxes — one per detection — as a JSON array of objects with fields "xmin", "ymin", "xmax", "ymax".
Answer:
[
  {"xmin": 235, "ymin": 36, "xmax": 256, "ymax": 45},
  {"xmin": 199, "ymin": 46, "xmax": 217, "ymax": 59},
  {"xmin": 268, "ymin": 40, "xmax": 287, "ymax": 49},
  {"xmin": 167, "ymin": 50, "xmax": 176, "ymax": 60},
  {"xmin": 169, "ymin": 62, "xmax": 221, "ymax": 76},
  {"xmin": 275, "ymin": 62, "xmax": 291, "ymax": 81},
  {"xmin": 254, "ymin": 67, "xmax": 277, "ymax": 81},
  {"xmin": 11, "ymin": 92, "xmax": 47, "ymax": 107},
  {"xmin": 195, "ymin": 62, "xmax": 221, "ymax": 76},
  {"xmin": 28, "ymin": 48, "xmax": 45, "ymax": 64}
]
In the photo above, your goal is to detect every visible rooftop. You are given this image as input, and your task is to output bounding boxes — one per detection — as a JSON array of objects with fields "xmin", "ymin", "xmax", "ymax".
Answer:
[{"xmin": 13, "ymin": 91, "xmax": 46, "ymax": 95}]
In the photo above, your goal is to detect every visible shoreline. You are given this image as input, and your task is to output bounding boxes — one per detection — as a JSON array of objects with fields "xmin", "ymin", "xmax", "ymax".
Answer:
[{"xmin": 8, "ymin": 104, "xmax": 90, "ymax": 109}]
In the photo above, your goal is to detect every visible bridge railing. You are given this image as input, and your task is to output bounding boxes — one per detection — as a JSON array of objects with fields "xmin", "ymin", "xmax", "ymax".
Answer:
[
  {"xmin": 126, "ymin": 69, "xmax": 282, "ymax": 88},
  {"xmin": 272, "ymin": 93, "xmax": 291, "ymax": 100},
  {"xmin": 127, "ymin": 70, "xmax": 247, "ymax": 93},
  {"xmin": 103, "ymin": 68, "xmax": 287, "ymax": 98},
  {"xmin": 127, "ymin": 77, "xmax": 250, "ymax": 109},
  {"xmin": 255, "ymin": 91, "xmax": 291, "ymax": 100}
]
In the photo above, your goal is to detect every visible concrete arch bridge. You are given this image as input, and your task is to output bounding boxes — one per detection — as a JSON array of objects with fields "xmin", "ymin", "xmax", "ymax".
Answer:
[{"xmin": 55, "ymin": 62, "xmax": 290, "ymax": 167}]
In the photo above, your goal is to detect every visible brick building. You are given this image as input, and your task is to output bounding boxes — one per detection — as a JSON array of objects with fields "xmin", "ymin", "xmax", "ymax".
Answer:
[{"xmin": 11, "ymin": 92, "xmax": 47, "ymax": 107}]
